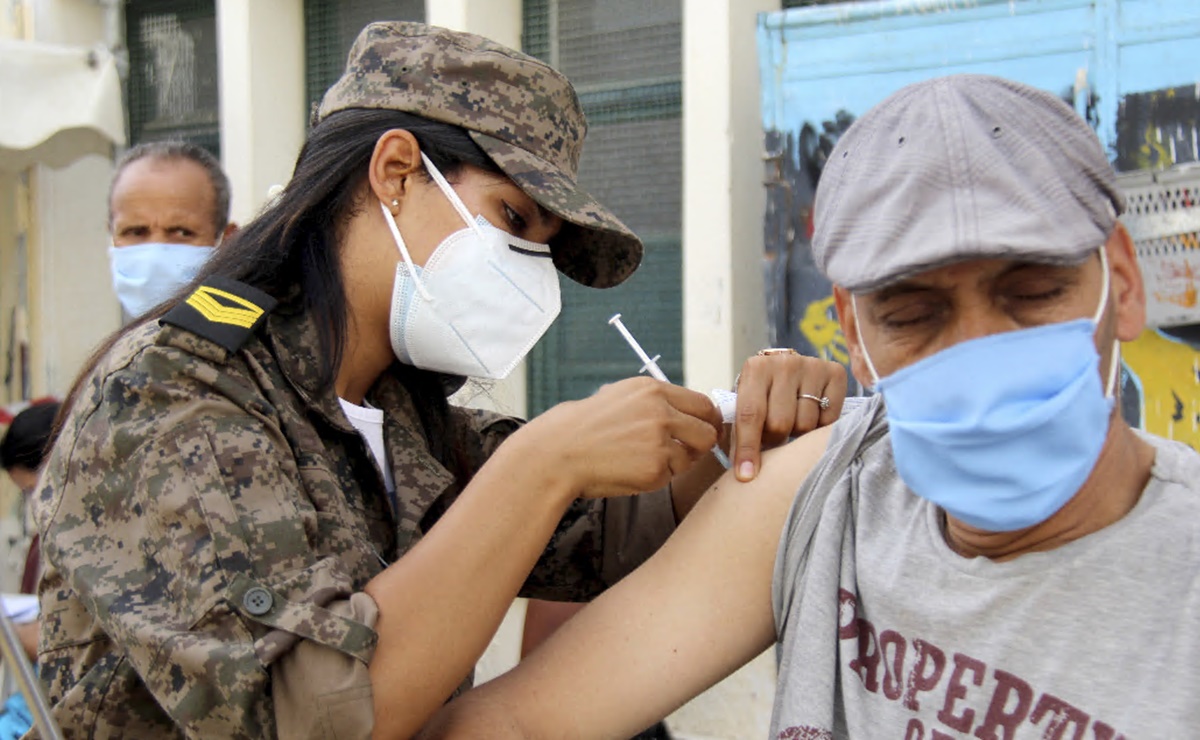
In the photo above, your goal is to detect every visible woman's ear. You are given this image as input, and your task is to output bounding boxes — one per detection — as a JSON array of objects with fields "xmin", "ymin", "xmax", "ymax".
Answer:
[
  {"xmin": 1106, "ymin": 222, "xmax": 1147, "ymax": 343},
  {"xmin": 368, "ymin": 129, "xmax": 423, "ymax": 211}
]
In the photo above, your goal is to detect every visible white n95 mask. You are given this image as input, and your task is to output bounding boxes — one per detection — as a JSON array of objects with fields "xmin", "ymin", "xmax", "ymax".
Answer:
[{"xmin": 383, "ymin": 153, "xmax": 562, "ymax": 379}]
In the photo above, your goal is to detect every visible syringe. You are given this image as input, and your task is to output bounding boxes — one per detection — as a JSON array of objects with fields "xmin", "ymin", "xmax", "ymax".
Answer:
[{"xmin": 608, "ymin": 313, "xmax": 732, "ymax": 470}]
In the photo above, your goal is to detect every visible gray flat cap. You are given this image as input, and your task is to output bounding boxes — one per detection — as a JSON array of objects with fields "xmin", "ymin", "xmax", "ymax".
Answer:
[{"xmin": 812, "ymin": 74, "xmax": 1125, "ymax": 292}]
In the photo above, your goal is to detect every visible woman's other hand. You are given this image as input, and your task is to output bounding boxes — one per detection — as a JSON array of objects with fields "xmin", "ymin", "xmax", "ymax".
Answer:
[{"xmin": 730, "ymin": 351, "xmax": 847, "ymax": 481}]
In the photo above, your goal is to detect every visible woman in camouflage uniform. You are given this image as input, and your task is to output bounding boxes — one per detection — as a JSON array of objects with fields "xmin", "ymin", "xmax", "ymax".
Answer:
[{"xmin": 30, "ymin": 22, "xmax": 847, "ymax": 740}]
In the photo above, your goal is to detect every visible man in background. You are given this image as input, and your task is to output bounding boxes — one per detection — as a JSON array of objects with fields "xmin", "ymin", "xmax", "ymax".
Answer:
[{"xmin": 107, "ymin": 141, "xmax": 235, "ymax": 317}]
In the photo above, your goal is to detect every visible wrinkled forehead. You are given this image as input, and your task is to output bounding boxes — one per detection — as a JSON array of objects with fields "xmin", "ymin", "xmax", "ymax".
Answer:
[
  {"xmin": 112, "ymin": 157, "xmax": 215, "ymax": 205},
  {"xmin": 112, "ymin": 162, "xmax": 217, "ymax": 217}
]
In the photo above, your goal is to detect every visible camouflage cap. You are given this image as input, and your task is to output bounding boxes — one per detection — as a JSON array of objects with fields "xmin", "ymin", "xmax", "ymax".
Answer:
[{"xmin": 318, "ymin": 21, "xmax": 642, "ymax": 289}]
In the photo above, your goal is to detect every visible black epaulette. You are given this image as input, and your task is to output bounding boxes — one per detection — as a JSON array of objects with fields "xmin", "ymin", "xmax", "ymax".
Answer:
[{"xmin": 160, "ymin": 276, "xmax": 278, "ymax": 354}]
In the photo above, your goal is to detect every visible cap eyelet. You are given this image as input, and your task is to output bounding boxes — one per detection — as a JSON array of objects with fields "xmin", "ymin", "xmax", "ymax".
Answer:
[
  {"xmin": 898, "ymin": 136, "xmax": 906, "ymax": 147},
  {"xmin": 992, "ymin": 126, "xmax": 1003, "ymax": 138}
]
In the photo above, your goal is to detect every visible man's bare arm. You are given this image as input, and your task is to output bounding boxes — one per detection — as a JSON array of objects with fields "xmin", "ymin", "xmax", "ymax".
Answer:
[{"xmin": 420, "ymin": 425, "xmax": 835, "ymax": 739}]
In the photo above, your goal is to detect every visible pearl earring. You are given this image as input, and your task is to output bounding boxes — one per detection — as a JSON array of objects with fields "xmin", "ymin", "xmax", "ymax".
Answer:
[{"xmin": 391, "ymin": 199, "xmax": 399, "ymax": 208}]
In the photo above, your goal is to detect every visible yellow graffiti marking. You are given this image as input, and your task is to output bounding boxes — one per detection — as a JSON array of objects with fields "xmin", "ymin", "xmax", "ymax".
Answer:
[
  {"xmin": 1122, "ymin": 329, "xmax": 1200, "ymax": 449},
  {"xmin": 799, "ymin": 295, "xmax": 850, "ymax": 365},
  {"xmin": 1134, "ymin": 124, "xmax": 1173, "ymax": 170}
]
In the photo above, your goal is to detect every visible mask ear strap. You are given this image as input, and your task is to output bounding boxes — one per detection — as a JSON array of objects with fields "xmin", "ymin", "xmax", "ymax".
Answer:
[
  {"xmin": 851, "ymin": 294, "xmax": 882, "ymax": 386},
  {"xmin": 381, "ymin": 200, "xmax": 433, "ymax": 302},
  {"xmin": 1092, "ymin": 245, "xmax": 1120, "ymax": 399},
  {"xmin": 1104, "ymin": 339, "xmax": 1121, "ymax": 399},
  {"xmin": 420, "ymin": 152, "xmax": 488, "ymax": 238},
  {"xmin": 1092, "ymin": 245, "xmax": 1111, "ymax": 325}
]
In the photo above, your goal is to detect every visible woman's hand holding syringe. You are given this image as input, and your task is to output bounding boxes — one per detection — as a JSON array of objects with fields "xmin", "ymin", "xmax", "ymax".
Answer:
[
  {"xmin": 608, "ymin": 314, "xmax": 732, "ymax": 469},
  {"xmin": 608, "ymin": 313, "xmax": 850, "ymax": 482}
]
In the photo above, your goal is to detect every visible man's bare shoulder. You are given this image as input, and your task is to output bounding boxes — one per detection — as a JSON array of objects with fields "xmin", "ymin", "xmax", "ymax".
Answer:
[
  {"xmin": 652, "ymin": 423, "xmax": 839, "ymax": 612},
  {"xmin": 690, "ymin": 423, "xmax": 836, "ymax": 526},
  {"xmin": 759, "ymin": 424, "xmax": 837, "ymax": 490}
]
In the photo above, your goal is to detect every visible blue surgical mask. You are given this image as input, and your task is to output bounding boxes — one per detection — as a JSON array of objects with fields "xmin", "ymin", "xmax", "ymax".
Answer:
[
  {"xmin": 108, "ymin": 242, "xmax": 216, "ymax": 317},
  {"xmin": 854, "ymin": 249, "xmax": 1119, "ymax": 532}
]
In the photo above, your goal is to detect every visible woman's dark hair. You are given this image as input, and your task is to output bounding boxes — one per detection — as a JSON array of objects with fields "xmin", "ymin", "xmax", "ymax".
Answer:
[
  {"xmin": 57, "ymin": 109, "xmax": 501, "ymax": 476},
  {"xmin": 1, "ymin": 401, "xmax": 62, "ymax": 472}
]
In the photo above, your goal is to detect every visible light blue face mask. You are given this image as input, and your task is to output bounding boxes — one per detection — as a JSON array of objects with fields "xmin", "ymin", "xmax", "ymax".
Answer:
[
  {"xmin": 108, "ymin": 242, "xmax": 216, "ymax": 317},
  {"xmin": 854, "ymin": 249, "xmax": 1119, "ymax": 532}
]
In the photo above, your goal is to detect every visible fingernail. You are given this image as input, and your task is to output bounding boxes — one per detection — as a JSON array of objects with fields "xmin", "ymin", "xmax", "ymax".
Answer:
[{"xmin": 738, "ymin": 461, "xmax": 755, "ymax": 481}]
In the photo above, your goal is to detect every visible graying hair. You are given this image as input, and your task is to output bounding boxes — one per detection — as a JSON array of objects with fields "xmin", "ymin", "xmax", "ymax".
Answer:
[{"xmin": 109, "ymin": 141, "xmax": 232, "ymax": 236}]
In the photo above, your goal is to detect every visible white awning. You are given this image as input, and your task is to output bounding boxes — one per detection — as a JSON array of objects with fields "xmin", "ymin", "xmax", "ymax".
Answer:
[{"xmin": 0, "ymin": 39, "xmax": 125, "ymax": 173}]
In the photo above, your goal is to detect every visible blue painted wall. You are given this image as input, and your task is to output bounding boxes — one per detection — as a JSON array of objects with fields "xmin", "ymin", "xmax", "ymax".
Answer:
[{"xmin": 759, "ymin": 0, "xmax": 1199, "ymax": 156}]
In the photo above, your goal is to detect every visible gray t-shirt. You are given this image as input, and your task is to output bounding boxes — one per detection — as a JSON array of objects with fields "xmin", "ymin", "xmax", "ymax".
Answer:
[{"xmin": 771, "ymin": 396, "xmax": 1200, "ymax": 739}]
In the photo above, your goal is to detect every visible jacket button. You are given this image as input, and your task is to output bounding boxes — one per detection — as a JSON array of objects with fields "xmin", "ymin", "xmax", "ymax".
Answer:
[{"xmin": 243, "ymin": 587, "xmax": 274, "ymax": 616}]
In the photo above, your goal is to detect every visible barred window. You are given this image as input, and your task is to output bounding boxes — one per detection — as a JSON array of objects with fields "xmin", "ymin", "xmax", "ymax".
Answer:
[{"xmin": 125, "ymin": 0, "xmax": 220, "ymax": 156}]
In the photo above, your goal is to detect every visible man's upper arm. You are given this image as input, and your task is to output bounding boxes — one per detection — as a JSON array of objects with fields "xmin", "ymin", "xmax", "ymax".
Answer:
[{"xmin": 423, "ymin": 425, "xmax": 835, "ymax": 739}]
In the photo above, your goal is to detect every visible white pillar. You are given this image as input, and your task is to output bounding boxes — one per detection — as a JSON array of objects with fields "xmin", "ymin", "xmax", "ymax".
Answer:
[
  {"xmin": 682, "ymin": 0, "xmax": 775, "ymax": 394},
  {"xmin": 671, "ymin": 0, "xmax": 779, "ymax": 735},
  {"xmin": 216, "ymin": 0, "xmax": 306, "ymax": 225},
  {"xmin": 428, "ymin": 0, "xmax": 526, "ymax": 419}
]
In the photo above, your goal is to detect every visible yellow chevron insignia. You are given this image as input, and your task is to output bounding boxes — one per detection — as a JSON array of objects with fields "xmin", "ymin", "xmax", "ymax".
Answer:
[{"xmin": 186, "ymin": 286, "xmax": 265, "ymax": 329}]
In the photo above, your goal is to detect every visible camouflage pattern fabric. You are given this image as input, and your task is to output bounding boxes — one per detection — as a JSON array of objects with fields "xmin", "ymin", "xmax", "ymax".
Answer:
[
  {"xmin": 28, "ymin": 301, "xmax": 675, "ymax": 738},
  {"xmin": 317, "ymin": 21, "xmax": 642, "ymax": 289}
]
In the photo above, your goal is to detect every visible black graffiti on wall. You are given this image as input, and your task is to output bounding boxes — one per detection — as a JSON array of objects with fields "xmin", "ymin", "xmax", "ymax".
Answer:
[
  {"xmin": 1117, "ymin": 86, "xmax": 1200, "ymax": 171},
  {"xmin": 763, "ymin": 111, "xmax": 857, "ymax": 381}
]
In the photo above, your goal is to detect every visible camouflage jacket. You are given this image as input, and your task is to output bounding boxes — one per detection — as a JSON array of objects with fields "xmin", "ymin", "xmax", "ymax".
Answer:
[{"xmin": 30, "ymin": 293, "xmax": 675, "ymax": 738}]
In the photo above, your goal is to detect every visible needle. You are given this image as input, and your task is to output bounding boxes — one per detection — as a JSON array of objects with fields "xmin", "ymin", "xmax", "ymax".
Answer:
[{"xmin": 608, "ymin": 313, "xmax": 731, "ymax": 469}]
